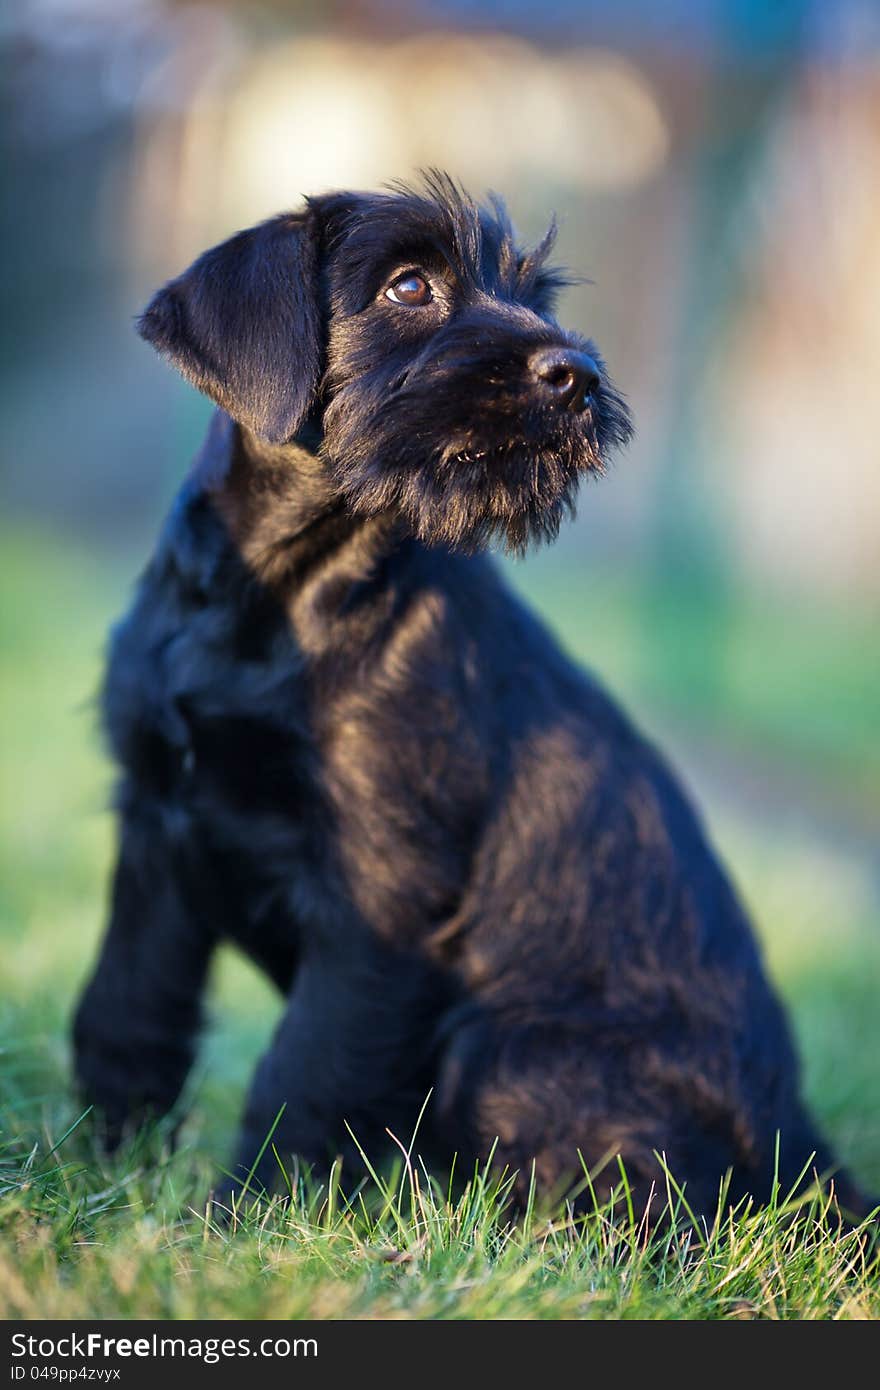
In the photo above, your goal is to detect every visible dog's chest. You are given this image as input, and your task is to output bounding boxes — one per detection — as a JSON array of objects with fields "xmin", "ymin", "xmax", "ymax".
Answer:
[
  {"xmin": 104, "ymin": 503, "xmax": 492, "ymax": 960},
  {"xmin": 103, "ymin": 528, "xmax": 340, "ymax": 957},
  {"xmin": 109, "ymin": 570, "xmax": 307, "ymax": 796}
]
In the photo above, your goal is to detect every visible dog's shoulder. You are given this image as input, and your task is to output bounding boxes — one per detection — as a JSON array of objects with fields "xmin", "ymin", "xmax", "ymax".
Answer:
[{"xmin": 101, "ymin": 468, "xmax": 304, "ymax": 793}]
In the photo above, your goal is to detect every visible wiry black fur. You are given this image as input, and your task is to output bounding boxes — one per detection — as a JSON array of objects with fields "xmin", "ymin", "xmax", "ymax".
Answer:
[
  {"xmin": 317, "ymin": 177, "xmax": 630, "ymax": 552},
  {"xmin": 73, "ymin": 175, "xmax": 870, "ymax": 1221}
]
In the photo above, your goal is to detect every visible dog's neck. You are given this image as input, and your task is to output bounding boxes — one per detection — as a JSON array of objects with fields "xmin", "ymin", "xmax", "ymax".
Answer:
[{"xmin": 191, "ymin": 410, "xmax": 404, "ymax": 600}]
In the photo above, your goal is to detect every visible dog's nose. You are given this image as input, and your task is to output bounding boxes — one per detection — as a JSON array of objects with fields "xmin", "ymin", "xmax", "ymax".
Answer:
[{"xmin": 529, "ymin": 348, "xmax": 600, "ymax": 412}]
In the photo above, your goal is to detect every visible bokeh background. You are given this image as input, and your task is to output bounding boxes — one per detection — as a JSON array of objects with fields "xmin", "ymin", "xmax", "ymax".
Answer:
[{"xmin": 2, "ymin": 0, "xmax": 879, "ymax": 1190}]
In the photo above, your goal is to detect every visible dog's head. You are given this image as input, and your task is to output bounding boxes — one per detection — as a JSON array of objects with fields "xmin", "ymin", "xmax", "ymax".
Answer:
[{"xmin": 139, "ymin": 172, "xmax": 632, "ymax": 551}]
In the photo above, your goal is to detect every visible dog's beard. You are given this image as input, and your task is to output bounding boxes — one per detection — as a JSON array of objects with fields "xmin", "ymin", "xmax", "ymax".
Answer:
[{"xmin": 322, "ymin": 367, "xmax": 632, "ymax": 554}]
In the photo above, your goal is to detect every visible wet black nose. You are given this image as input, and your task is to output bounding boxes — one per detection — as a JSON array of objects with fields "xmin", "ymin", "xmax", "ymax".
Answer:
[{"xmin": 529, "ymin": 348, "xmax": 600, "ymax": 411}]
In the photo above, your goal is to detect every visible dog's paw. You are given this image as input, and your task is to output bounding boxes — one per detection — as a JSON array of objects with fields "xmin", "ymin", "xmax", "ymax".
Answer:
[{"xmin": 72, "ymin": 993, "xmax": 190, "ymax": 1145}]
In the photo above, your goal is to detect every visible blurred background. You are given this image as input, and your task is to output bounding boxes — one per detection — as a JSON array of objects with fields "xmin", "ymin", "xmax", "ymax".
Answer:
[{"xmin": 2, "ymin": 0, "xmax": 878, "ymax": 1185}]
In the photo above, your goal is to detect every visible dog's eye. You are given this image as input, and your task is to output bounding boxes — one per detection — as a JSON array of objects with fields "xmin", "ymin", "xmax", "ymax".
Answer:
[{"xmin": 385, "ymin": 273, "xmax": 432, "ymax": 307}]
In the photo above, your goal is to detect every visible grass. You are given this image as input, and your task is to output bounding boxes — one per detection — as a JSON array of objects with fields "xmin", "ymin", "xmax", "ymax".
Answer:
[
  {"xmin": 1, "ymin": 523, "xmax": 879, "ymax": 1319},
  {"xmin": 1, "ymin": 1118, "xmax": 878, "ymax": 1320}
]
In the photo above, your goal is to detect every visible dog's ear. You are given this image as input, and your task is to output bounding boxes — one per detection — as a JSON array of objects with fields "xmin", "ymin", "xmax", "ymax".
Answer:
[{"xmin": 138, "ymin": 210, "xmax": 325, "ymax": 444}]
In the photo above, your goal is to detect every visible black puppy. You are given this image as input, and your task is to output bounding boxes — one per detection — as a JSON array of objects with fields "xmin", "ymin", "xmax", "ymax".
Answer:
[{"xmin": 73, "ymin": 174, "xmax": 867, "ymax": 1220}]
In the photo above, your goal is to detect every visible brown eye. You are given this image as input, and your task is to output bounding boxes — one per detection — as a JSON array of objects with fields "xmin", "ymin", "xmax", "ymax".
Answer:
[{"xmin": 385, "ymin": 272, "xmax": 432, "ymax": 306}]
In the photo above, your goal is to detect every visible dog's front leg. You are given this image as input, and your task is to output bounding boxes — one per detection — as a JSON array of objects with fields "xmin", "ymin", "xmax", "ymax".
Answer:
[
  {"xmin": 73, "ymin": 806, "xmax": 215, "ymax": 1145},
  {"xmin": 217, "ymin": 944, "xmax": 442, "ymax": 1205}
]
